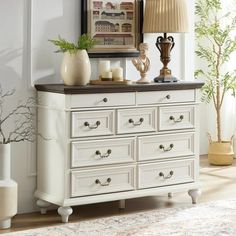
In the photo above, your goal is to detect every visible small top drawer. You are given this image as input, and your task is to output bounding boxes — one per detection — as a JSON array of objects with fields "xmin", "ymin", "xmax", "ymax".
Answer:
[
  {"xmin": 159, "ymin": 105, "xmax": 195, "ymax": 131},
  {"xmin": 71, "ymin": 110, "xmax": 115, "ymax": 138},
  {"xmin": 137, "ymin": 90, "xmax": 195, "ymax": 105},
  {"xmin": 117, "ymin": 107, "xmax": 157, "ymax": 134},
  {"xmin": 69, "ymin": 93, "xmax": 135, "ymax": 108}
]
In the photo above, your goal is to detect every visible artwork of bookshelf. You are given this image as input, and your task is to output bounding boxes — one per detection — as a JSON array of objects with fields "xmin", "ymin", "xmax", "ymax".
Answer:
[
  {"xmin": 82, "ymin": 0, "xmax": 143, "ymax": 57},
  {"xmin": 92, "ymin": 1, "xmax": 134, "ymax": 47}
]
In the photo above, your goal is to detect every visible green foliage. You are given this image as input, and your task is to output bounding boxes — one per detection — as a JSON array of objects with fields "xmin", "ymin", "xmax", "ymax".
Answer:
[
  {"xmin": 49, "ymin": 34, "xmax": 96, "ymax": 54},
  {"xmin": 77, "ymin": 34, "xmax": 96, "ymax": 51},
  {"xmin": 195, "ymin": 0, "xmax": 236, "ymax": 104},
  {"xmin": 195, "ymin": 0, "xmax": 236, "ymax": 141},
  {"xmin": 49, "ymin": 36, "xmax": 77, "ymax": 53}
]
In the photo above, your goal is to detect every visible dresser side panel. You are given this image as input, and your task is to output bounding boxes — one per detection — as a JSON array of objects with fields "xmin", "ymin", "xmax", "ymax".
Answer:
[
  {"xmin": 37, "ymin": 105, "xmax": 67, "ymax": 202},
  {"xmin": 38, "ymin": 91, "xmax": 66, "ymax": 109},
  {"xmin": 194, "ymin": 89, "xmax": 201, "ymax": 180}
]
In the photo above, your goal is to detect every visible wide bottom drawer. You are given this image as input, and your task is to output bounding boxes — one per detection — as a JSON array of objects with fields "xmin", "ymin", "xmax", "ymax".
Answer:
[
  {"xmin": 138, "ymin": 159, "xmax": 195, "ymax": 189},
  {"xmin": 71, "ymin": 165, "xmax": 135, "ymax": 197}
]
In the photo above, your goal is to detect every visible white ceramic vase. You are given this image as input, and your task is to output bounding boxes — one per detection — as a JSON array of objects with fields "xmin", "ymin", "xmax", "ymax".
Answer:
[
  {"xmin": 0, "ymin": 144, "xmax": 17, "ymax": 229},
  {"xmin": 61, "ymin": 50, "xmax": 91, "ymax": 86}
]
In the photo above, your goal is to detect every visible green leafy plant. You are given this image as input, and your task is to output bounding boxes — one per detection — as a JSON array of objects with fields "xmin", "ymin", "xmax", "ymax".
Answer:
[
  {"xmin": 49, "ymin": 34, "xmax": 96, "ymax": 54},
  {"xmin": 195, "ymin": 0, "xmax": 236, "ymax": 142}
]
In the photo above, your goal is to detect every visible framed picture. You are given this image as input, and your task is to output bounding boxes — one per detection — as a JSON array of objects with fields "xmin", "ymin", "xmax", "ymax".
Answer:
[{"xmin": 81, "ymin": 0, "xmax": 143, "ymax": 58}]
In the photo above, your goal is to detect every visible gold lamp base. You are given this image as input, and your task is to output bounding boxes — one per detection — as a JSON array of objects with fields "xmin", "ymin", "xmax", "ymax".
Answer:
[
  {"xmin": 154, "ymin": 33, "xmax": 178, "ymax": 83},
  {"xmin": 154, "ymin": 68, "xmax": 178, "ymax": 83}
]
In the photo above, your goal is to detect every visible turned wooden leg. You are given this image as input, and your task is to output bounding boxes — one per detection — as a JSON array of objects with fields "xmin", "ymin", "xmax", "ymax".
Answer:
[
  {"xmin": 58, "ymin": 206, "xmax": 73, "ymax": 223},
  {"xmin": 168, "ymin": 192, "xmax": 173, "ymax": 198},
  {"xmin": 188, "ymin": 189, "xmax": 202, "ymax": 204},
  {"xmin": 36, "ymin": 199, "xmax": 51, "ymax": 214},
  {"xmin": 119, "ymin": 200, "xmax": 125, "ymax": 210}
]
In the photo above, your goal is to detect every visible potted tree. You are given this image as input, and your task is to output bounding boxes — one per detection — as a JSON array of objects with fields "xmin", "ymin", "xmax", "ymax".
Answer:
[
  {"xmin": 195, "ymin": 0, "xmax": 236, "ymax": 165},
  {"xmin": 0, "ymin": 86, "xmax": 35, "ymax": 228},
  {"xmin": 49, "ymin": 34, "xmax": 96, "ymax": 86}
]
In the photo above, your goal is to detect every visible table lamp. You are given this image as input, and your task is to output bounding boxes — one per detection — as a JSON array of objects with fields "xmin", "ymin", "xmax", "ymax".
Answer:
[{"xmin": 143, "ymin": 0, "xmax": 188, "ymax": 83}]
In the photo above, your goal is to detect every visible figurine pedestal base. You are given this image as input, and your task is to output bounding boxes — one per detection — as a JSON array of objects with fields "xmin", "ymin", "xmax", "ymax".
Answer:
[{"xmin": 136, "ymin": 78, "xmax": 151, "ymax": 84}]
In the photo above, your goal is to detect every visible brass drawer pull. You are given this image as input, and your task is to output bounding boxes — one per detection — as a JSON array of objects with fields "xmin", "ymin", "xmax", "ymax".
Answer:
[
  {"xmin": 95, "ymin": 178, "xmax": 111, "ymax": 186},
  {"xmin": 169, "ymin": 115, "xmax": 184, "ymax": 123},
  {"xmin": 84, "ymin": 121, "xmax": 101, "ymax": 129},
  {"xmin": 129, "ymin": 118, "xmax": 144, "ymax": 126},
  {"xmin": 159, "ymin": 171, "xmax": 174, "ymax": 179},
  {"xmin": 95, "ymin": 149, "xmax": 112, "ymax": 158},
  {"xmin": 159, "ymin": 143, "xmax": 174, "ymax": 152}
]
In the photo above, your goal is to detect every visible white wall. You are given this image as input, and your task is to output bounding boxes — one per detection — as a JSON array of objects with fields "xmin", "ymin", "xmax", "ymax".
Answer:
[
  {"xmin": 0, "ymin": 0, "xmax": 198, "ymax": 214},
  {"xmin": 0, "ymin": 0, "xmax": 37, "ymax": 214}
]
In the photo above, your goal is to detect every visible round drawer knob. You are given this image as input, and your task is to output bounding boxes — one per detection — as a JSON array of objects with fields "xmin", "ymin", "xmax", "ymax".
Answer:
[{"xmin": 103, "ymin": 98, "xmax": 108, "ymax": 103}]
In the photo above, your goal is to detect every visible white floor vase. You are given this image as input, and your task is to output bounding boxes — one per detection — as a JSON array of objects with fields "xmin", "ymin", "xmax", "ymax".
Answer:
[{"xmin": 0, "ymin": 144, "xmax": 17, "ymax": 229}]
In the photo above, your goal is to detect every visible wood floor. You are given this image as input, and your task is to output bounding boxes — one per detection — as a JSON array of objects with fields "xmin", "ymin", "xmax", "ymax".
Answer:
[{"xmin": 1, "ymin": 155, "xmax": 236, "ymax": 234}]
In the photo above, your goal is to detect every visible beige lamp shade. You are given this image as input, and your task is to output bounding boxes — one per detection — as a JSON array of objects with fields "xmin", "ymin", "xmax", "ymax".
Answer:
[{"xmin": 143, "ymin": 0, "xmax": 189, "ymax": 33}]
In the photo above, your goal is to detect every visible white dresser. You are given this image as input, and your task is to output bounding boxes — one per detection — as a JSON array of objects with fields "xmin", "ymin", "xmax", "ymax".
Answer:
[{"xmin": 35, "ymin": 82, "xmax": 203, "ymax": 223}]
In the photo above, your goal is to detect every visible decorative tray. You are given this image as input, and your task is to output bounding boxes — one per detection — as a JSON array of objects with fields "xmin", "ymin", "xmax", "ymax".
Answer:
[{"xmin": 90, "ymin": 79, "xmax": 133, "ymax": 85}]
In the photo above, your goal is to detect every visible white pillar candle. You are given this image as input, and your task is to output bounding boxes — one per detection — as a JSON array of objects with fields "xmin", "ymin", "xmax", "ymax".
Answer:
[
  {"xmin": 99, "ymin": 61, "xmax": 111, "ymax": 77},
  {"xmin": 102, "ymin": 71, "xmax": 113, "ymax": 79},
  {"xmin": 112, "ymin": 67, "xmax": 123, "ymax": 81}
]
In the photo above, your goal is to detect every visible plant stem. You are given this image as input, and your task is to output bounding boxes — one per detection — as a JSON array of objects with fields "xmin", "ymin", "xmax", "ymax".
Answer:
[
  {"xmin": 0, "ymin": 127, "xmax": 6, "ymax": 144},
  {"xmin": 216, "ymin": 100, "xmax": 221, "ymax": 142},
  {"xmin": 216, "ymin": 44, "xmax": 222, "ymax": 142}
]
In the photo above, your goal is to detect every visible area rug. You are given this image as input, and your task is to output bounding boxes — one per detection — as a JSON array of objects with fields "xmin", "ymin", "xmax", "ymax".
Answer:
[{"xmin": 3, "ymin": 199, "xmax": 236, "ymax": 236}]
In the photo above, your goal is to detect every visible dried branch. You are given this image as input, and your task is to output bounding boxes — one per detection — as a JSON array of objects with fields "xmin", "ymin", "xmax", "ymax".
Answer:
[
  {"xmin": 0, "ymin": 85, "xmax": 36, "ymax": 144},
  {"xmin": 2, "ymin": 89, "xmax": 15, "ymax": 98},
  {"xmin": 0, "ymin": 98, "xmax": 35, "ymax": 125}
]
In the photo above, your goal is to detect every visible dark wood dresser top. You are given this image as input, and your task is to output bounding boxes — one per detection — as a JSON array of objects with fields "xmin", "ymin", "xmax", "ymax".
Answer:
[{"xmin": 35, "ymin": 81, "xmax": 204, "ymax": 94}]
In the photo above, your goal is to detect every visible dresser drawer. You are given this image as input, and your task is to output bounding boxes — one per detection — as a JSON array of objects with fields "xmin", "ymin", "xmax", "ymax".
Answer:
[
  {"xmin": 69, "ymin": 93, "xmax": 135, "ymax": 108},
  {"xmin": 71, "ymin": 166, "xmax": 135, "ymax": 197},
  {"xmin": 71, "ymin": 110, "xmax": 114, "ymax": 138},
  {"xmin": 71, "ymin": 137, "xmax": 136, "ymax": 168},
  {"xmin": 138, "ymin": 133, "xmax": 195, "ymax": 161},
  {"xmin": 159, "ymin": 105, "xmax": 195, "ymax": 131},
  {"xmin": 117, "ymin": 107, "xmax": 157, "ymax": 134},
  {"xmin": 138, "ymin": 159, "xmax": 194, "ymax": 189},
  {"xmin": 137, "ymin": 90, "xmax": 195, "ymax": 105}
]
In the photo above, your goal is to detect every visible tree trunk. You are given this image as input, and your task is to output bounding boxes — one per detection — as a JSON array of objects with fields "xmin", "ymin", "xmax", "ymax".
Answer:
[
  {"xmin": 215, "ymin": 43, "xmax": 222, "ymax": 143},
  {"xmin": 216, "ymin": 84, "xmax": 222, "ymax": 142},
  {"xmin": 216, "ymin": 105, "xmax": 221, "ymax": 142}
]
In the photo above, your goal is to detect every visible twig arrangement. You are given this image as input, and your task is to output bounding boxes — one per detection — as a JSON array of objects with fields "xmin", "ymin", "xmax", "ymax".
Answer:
[{"xmin": 0, "ymin": 86, "xmax": 36, "ymax": 144}]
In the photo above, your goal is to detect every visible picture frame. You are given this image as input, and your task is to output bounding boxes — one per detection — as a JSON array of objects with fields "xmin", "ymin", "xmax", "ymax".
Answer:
[{"xmin": 81, "ymin": 0, "xmax": 143, "ymax": 58}]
